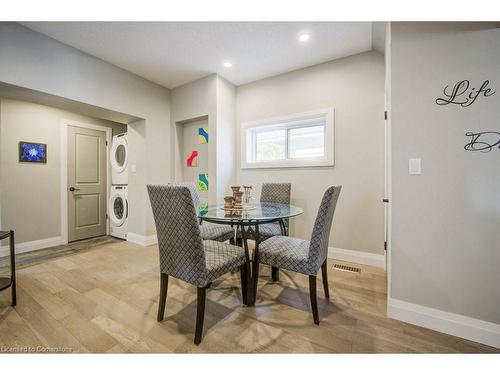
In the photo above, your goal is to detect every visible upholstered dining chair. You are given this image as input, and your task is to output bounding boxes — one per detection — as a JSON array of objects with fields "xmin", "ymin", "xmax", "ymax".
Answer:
[
  {"xmin": 147, "ymin": 185, "xmax": 248, "ymax": 345},
  {"xmin": 255, "ymin": 185, "xmax": 342, "ymax": 325},
  {"xmin": 180, "ymin": 182, "xmax": 235, "ymax": 243},
  {"xmin": 237, "ymin": 182, "xmax": 291, "ymax": 280}
]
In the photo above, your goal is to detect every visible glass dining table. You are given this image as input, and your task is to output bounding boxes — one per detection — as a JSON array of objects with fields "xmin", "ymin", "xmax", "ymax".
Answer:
[{"xmin": 198, "ymin": 203, "xmax": 304, "ymax": 305}]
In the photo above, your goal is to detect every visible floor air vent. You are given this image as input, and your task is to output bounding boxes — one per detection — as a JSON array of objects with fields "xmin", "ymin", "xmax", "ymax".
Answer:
[{"xmin": 332, "ymin": 264, "xmax": 361, "ymax": 274}]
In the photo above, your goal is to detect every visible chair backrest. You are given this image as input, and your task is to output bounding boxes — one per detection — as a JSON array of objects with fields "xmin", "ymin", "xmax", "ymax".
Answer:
[
  {"xmin": 147, "ymin": 185, "xmax": 207, "ymax": 286},
  {"xmin": 260, "ymin": 182, "xmax": 291, "ymax": 204},
  {"xmin": 260, "ymin": 182, "xmax": 292, "ymax": 228},
  {"xmin": 177, "ymin": 182, "xmax": 200, "ymax": 209},
  {"xmin": 308, "ymin": 186, "xmax": 342, "ymax": 273}
]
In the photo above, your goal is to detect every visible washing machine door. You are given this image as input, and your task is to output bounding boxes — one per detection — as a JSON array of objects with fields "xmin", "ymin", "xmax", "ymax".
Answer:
[
  {"xmin": 110, "ymin": 135, "xmax": 128, "ymax": 173},
  {"xmin": 110, "ymin": 192, "xmax": 128, "ymax": 227}
]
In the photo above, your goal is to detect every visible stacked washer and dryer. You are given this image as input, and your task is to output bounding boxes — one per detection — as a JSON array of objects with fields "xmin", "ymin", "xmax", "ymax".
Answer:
[{"xmin": 109, "ymin": 133, "xmax": 128, "ymax": 239}]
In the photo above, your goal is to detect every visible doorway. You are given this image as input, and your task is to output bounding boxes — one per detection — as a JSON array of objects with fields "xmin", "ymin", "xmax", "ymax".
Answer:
[{"xmin": 61, "ymin": 120, "xmax": 112, "ymax": 243}]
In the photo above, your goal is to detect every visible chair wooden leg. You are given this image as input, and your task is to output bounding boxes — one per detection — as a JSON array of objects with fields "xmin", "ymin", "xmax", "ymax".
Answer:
[
  {"xmin": 309, "ymin": 275, "xmax": 320, "ymax": 325},
  {"xmin": 157, "ymin": 273, "xmax": 168, "ymax": 322},
  {"xmin": 271, "ymin": 266, "xmax": 279, "ymax": 282},
  {"xmin": 194, "ymin": 286, "xmax": 207, "ymax": 345},
  {"xmin": 321, "ymin": 260, "xmax": 330, "ymax": 299},
  {"xmin": 240, "ymin": 264, "xmax": 248, "ymax": 305}
]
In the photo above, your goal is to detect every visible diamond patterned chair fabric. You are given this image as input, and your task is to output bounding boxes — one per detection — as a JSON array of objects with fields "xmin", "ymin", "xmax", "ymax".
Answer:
[
  {"xmin": 237, "ymin": 182, "xmax": 292, "ymax": 242},
  {"xmin": 178, "ymin": 182, "xmax": 235, "ymax": 242},
  {"xmin": 147, "ymin": 185, "xmax": 246, "ymax": 287},
  {"xmin": 200, "ymin": 223, "xmax": 235, "ymax": 242},
  {"xmin": 259, "ymin": 185, "xmax": 342, "ymax": 276}
]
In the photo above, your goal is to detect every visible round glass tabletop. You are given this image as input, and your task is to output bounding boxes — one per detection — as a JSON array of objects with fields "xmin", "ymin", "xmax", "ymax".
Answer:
[{"xmin": 198, "ymin": 203, "xmax": 304, "ymax": 223}]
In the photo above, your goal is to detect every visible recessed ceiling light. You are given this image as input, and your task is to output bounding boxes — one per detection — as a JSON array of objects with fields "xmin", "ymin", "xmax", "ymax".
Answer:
[
  {"xmin": 223, "ymin": 61, "xmax": 233, "ymax": 68},
  {"xmin": 298, "ymin": 33, "xmax": 310, "ymax": 43}
]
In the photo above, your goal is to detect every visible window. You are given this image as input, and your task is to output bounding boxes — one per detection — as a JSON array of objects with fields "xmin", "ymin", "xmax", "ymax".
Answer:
[{"xmin": 241, "ymin": 108, "xmax": 334, "ymax": 168}]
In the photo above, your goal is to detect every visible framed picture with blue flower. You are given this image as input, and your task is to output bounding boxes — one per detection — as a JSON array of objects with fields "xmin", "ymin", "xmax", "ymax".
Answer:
[{"xmin": 19, "ymin": 141, "xmax": 47, "ymax": 163}]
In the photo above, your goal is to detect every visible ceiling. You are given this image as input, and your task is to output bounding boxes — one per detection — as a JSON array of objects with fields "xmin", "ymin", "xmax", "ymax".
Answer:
[{"xmin": 22, "ymin": 22, "xmax": 377, "ymax": 89}]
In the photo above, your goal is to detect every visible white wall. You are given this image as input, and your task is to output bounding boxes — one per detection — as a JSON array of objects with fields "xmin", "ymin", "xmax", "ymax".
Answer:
[
  {"xmin": 171, "ymin": 75, "xmax": 218, "ymax": 203},
  {"xmin": 170, "ymin": 74, "xmax": 236, "ymax": 203},
  {"xmin": 372, "ymin": 22, "xmax": 386, "ymax": 54},
  {"xmin": 0, "ymin": 99, "xmax": 126, "ymax": 245},
  {"xmin": 127, "ymin": 119, "xmax": 147, "ymax": 239},
  {"xmin": 216, "ymin": 77, "xmax": 237, "ymax": 201},
  {"xmin": 179, "ymin": 118, "xmax": 210, "ymax": 205},
  {"xmin": 0, "ymin": 23, "xmax": 171, "ymax": 241},
  {"xmin": 389, "ymin": 22, "xmax": 500, "ymax": 346},
  {"xmin": 236, "ymin": 51, "xmax": 386, "ymax": 254}
]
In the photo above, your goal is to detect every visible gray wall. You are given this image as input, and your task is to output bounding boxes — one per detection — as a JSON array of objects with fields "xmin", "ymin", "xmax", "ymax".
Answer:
[
  {"xmin": 236, "ymin": 51, "xmax": 386, "ymax": 253},
  {"xmin": 390, "ymin": 23, "xmax": 500, "ymax": 324},
  {"xmin": 0, "ymin": 98, "xmax": 126, "ymax": 243},
  {"xmin": 0, "ymin": 22, "xmax": 171, "ymax": 239}
]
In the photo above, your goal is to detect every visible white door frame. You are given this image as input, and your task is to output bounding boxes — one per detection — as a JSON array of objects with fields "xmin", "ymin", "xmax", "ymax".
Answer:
[
  {"xmin": 384, "ymin": 22, "xmax": 393, "ymax": 301},
  {"xmin": 60, "ymin": 119, "xmax": 111, "ymax": 244}
]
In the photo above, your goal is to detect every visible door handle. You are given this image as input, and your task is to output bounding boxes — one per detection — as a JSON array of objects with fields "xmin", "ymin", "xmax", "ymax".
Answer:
[
  {"xmin": 69, "ymin": 187, "xmax": 81, "ymax": 192},
  {"xmin": 382, "ymin": 198, "xmax": 389, "ymax": 203}
]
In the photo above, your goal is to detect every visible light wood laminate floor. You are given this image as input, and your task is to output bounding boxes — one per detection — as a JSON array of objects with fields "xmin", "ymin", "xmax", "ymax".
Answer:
[{"xmin": 0, "ymin": 240, "xmax": 497, "ymax": 353}]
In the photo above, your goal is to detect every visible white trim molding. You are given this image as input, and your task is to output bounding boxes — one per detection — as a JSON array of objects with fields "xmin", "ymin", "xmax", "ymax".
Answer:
[
  {"xmin": 388, "ymin": 297, "xmax": 500, "ymax": 349},
  {"xmin": 328, "ymin": 247, "xmax": 386, "ymax": 269},
  {"xmin": 127, "ymin": 232, "xmax": 157, "ymax": 247},
  {"xmin": 0, "ymin": 236, "xmax": 63, "ymax": 257}
]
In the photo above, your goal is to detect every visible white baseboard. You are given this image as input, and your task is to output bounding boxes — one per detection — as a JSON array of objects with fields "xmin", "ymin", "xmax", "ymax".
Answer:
[
  {"xmin": 328, "ymin": 247, "xmax": 386, "ymax": 269},
  {"xmin": 388, "ymin": 297, "xmax": 500, "ymax": 349},
  {"xmin": 0, "ymin": 236, "xmax": 64, "ymax": 257},
  {"xmin": 127, "ymin": 232, "xmax": 158, "ymax": 247}
]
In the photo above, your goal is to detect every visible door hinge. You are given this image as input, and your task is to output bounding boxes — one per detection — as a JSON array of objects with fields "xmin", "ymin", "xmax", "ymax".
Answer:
[
  {"xmin": 384, "ymin": 241, "xmax": 387, "ymax": 251},
  {"xmin": 384, "ymin": 111, "xmax": 388, "ymax": 120},
  {"xmin": 106, "ymin": 140, "xmax": 108, "ymax": 146},
  {"xmin": 106, "ymin": 213, "xmax": 108, "ymax": 219}
]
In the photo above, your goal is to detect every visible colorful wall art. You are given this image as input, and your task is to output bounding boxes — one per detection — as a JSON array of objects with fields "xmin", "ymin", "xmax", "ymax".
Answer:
[
  {"xmin": 198, "ymin": 202, "xmax": 208, "ymax": 215},
  {"xmin": 198, "ymin": 127, "xmax": 209, "ymax": 144},
  {"xmin": 19, "ymin": 141, "xmax": 47, "ymax": 163},
  {"xmin": 198, "ymin": 173, "xmax": 209, "ymax": 191},
  {"xmin": 186, "ymin": 150, "xmax": 199, "ymax": 167}
]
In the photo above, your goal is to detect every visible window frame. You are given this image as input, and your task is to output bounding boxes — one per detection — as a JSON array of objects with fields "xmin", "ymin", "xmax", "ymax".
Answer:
[{"xmin": 241, "ymin": 108, "xmax": 335, "ymax": 169}]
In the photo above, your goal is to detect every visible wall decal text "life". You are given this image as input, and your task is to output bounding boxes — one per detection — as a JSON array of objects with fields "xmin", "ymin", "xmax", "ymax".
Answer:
[
  {"xmin": 436, "ymin": 80, "xmax": 495, "ymax": 107},
  {"xmin": 464, "ymin": 131, "xmax": 500, "ymax": 152}
]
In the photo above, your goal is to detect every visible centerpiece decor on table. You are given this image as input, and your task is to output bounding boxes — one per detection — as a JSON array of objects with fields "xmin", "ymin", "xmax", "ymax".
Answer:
[{"xmin": 223, "ymin": 185, "xmax": 255, "ymax": 213}]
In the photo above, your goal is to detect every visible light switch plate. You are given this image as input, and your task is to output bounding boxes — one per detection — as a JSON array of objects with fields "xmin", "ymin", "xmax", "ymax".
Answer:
[
  {"xmin": 131, "ymin": 164, "xmax": 137, "ymax": 173},
  {"xmin": 409, "ymin": 158, "xmax": 422, "ymax": 175}
]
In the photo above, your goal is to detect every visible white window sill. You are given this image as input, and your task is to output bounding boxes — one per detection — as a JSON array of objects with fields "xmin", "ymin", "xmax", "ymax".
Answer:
[{"xmin": 241, "ymin": 158, "xmax": 334, "ymax": 169}]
